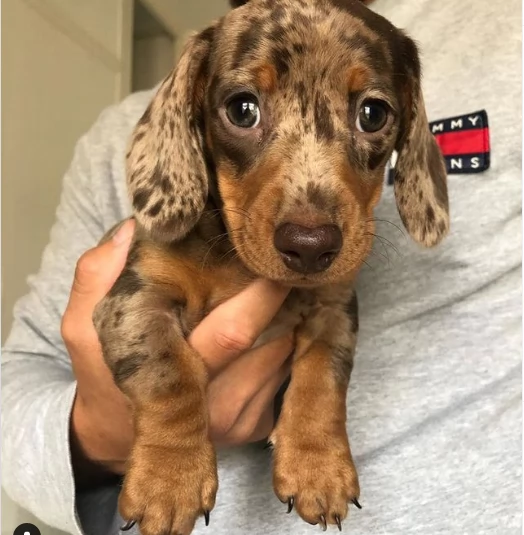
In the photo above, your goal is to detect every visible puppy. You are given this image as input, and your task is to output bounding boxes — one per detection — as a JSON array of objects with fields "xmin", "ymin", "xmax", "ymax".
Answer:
[{"xmin": 93, "ymin": 0, "xmax": 449, "ymax": 533}]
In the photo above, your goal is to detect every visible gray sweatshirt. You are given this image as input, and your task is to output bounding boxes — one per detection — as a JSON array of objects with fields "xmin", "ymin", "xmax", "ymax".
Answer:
[{"xmin": 2, "ymin": 0, "xmax": 521, "ymax": 534}]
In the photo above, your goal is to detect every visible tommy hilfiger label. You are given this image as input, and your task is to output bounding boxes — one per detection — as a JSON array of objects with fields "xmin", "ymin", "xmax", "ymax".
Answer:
[{"xmin": 386, "ymin": 110, "xmax": 491, "ymax": 185}]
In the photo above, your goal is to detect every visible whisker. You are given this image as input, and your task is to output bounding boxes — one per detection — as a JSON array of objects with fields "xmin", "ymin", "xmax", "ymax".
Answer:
[
  {"xmin": 368, "ymin": 234, "xmax": 392, "ymax": 262},
  {"xmin": 227, "ymin": 241, "xmax": 253, "ymax": 268},
  {"xmin": 367, "ymin": 217, "xmax": 406, "ymax": 238},
  {"xmin": 222, "ymin": 247, "xmax": 241, "ymax": 266},
  {"xmin": 204, "ymin": 227, "xmax": 244, "ymax": 248},
  {"xmin": 366, "ymin": 242, "xmax": 391, "ymax": 267},
  {"xmin": 362, "ymin": 258, "xmax": 374, "ymax": 271},
  {"xmin": 364, "ymin": 231, "xmax": 402, "ymax": 270},
  {"xmin": 200, "ymin": 227, "xmax": 246, "ymax": 270},
  {"xmin": 205, "ymin": 232, "xmax": 231, "ymax": 248},
  {"xmin": 204, "ymin": 207, "xmax": 253, "ymax": 222},
  {"xmin": 201, "ymin": 236, "xmax": 227, "ymax": 270},
  {"xmin": 371, "ymin": 233, "xmax": 401, "ymax": 258}
]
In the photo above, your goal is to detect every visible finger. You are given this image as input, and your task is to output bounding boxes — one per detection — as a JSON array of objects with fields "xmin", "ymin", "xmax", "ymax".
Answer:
[
  {"xmin": 238, "ymin": 363, "xmax": 291, "ymax": 443},
  {"xmin": 208, "ymin": 335, "xmax": 293, "ymax": 441},
  {"xmin": 208, "ymin": 332, "xmax": 294, "ymax": 419},
  {"xmin": 219, "ymin": 361, "xmax": 291, "ymax": 446},
  {"xmin": 67, "ymin": 218, "xmax": 136, "ymax": 316},
  {"xmin": 62, "ymin": 219, "xmax": 135, "ymax": 355},
  {"xmin": 249, "ymin": 405, "xmax": 275, "ymax": 444},
  {"xmin": 210, "ymin": 331, "xmax": 294, "ymax": 388},
  {"xmin": 189, "ymin": 279, "xmax": 291, "ymax": 374},
  {"xmin": 204, "ymin": 303, "xmax": 294, "ymax": 381}
]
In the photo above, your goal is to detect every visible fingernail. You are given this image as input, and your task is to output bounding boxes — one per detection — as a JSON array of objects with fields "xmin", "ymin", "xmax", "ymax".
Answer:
[{"xmin": 113, "ymin": 219, "xmax": 135, "ymax": 246}]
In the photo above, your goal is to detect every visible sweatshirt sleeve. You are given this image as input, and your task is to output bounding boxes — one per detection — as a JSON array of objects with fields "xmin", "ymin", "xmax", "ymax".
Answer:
[{"xmin": 1, "ymin": 91, "xmax": 152, "ymax": 535}]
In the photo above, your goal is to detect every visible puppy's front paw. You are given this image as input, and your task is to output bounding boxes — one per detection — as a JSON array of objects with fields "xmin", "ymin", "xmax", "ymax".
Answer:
[
  {"xmin": 270, "ymin": 428, "xmax": 360, "ymax": 531},
  {"xmin": 119, "ymin": 440, "xmax": 218, "ymax": 535}
]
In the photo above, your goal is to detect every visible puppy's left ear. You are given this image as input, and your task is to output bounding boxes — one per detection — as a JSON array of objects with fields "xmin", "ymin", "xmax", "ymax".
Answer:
[
  {"xmin": 393, "ymin": 36, "xmax": 450, "ymax": 248},
  {"xmin": 126, "ymin": 26, "xmax": 215, "ymax": 243}
]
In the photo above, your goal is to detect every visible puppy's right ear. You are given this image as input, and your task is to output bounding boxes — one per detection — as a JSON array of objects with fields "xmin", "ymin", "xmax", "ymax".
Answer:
[
  {"xmin": 126, "ymin": 26, "xmax": 215, "ymax": 243},
  {"xmin": 393, "ymin": 34, "xmax": 449, "ymax": 248}
]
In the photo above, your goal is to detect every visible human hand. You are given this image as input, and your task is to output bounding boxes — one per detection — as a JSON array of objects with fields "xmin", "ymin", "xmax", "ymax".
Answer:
[{"xmin": 62, "ymin": 219, "xmax": 292, "ymax": 484}]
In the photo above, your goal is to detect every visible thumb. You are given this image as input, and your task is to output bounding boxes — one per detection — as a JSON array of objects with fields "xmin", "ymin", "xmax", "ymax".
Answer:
[{"xmin": 67, "ymin": 218, "xmax": 136, "ymax": 317}]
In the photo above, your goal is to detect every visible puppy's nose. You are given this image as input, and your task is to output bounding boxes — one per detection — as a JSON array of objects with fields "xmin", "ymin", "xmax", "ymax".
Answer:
[{"xmin": 274, "ymin": 223, "xmax": 342, "ymax": 274}]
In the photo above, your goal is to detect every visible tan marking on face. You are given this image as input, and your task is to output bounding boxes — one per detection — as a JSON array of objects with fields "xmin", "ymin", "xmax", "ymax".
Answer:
[
  {"xmin": 334, "ymin": 150, "xmax": 384, "ymax": 213},
  {"xmin": 218, "ymin": 154, "xmax": 283, "ymax": 223},
  {"xmin": 217, "ymin": 157, "xmax": 290, "ymax": 279},
  {"xmin": 365, "ymin": 179, "xmax": 384, "ymax": 214},
  {"xmin": 347, "ymin": 65, "xmax": 371, "ymax": 93},
  {"xmin": 253, "ymin": 62, "xmax": 278, "ymax": 93}
]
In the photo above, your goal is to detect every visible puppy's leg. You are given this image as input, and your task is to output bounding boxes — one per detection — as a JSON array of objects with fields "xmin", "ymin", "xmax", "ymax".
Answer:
[
  {"xmin": 93, "ymin": 242, "xmax": 217, "ymax": 535},
  {"xmin": 270, "ymin": 294, "xmax": 360, "ymax": 530}
]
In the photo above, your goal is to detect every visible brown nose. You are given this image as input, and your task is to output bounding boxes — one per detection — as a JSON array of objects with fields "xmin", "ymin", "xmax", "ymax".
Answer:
[{"xmin": 274, "ymin": 223, "xmax": 342, "ymax": 274}]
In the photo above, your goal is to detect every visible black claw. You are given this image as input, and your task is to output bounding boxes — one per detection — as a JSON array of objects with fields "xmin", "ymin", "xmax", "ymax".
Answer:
[
  {"xmin": 335, "ymin": 514, "xmax": 342, "ymax": 531},
  {"xmin": 287, "ymin": 497, "xmax": 294, "ymax": 514},
  {"xmin": 263, "ymin": 441, "xmax": 274, "ymax": 450},
  {"xmin": 352, "ymin": 498, "xmax": 362, "ymax": 509},
  {"xmin": 319, "ymin": 514, "xmax": 327, "ymax": 531},
  {"xmin": 204, "ymin": 510, "xmax": 210, "ymax": 526},
  {"xmin": 120, "ymin": 520, "xmax": 136, "ymax": 531}
]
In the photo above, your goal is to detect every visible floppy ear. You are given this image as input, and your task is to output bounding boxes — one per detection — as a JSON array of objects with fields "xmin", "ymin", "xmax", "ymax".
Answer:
[
  {"xmin": 229, "ymin": 0, "xmax": 250, "ymax": 6},
  {"xmin": 393, "ymin": 37, "xmax": 450, "ymax": 248},
  {"xmin": 126, "ymin": 26, "xmax": 215, "ymax": 243}
]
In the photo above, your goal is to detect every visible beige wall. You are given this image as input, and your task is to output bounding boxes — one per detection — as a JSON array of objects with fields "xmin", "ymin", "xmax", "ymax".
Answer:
[
  {"xmin": 1, "ymin": 0, "xmax": 133, "ymax": 345},
  {"xmin": 1, "ymin": 1, "xmax": 228, "ymax": 534}
]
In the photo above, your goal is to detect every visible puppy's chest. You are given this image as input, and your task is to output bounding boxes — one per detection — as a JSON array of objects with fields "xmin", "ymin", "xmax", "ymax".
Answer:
[
  {"xmin": 200, "ymin": 276, "xmax": 354, "ymax": 351},
  {"xmin": 261, "ymin": 285, "xmax": 354, "ymax": 345},
  {"xmin": 146, "ymin": 239, "xmax": 355, "ymax": 344}
]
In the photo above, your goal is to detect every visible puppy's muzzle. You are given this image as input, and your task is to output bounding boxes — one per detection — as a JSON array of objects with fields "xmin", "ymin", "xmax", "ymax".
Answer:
[{"xmin": 274, "ymin": 223, "xmax": 342, "ymax": 274}]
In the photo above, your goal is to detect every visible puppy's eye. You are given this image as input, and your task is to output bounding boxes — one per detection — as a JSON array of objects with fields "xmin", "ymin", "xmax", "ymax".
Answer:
[
  {"xmin": 356, "ymin": 100, "xmax": 389, "ymax": 133},
  {"xmin": 226, "ymin": 96, "xmax": 261, "ymax": 128}
]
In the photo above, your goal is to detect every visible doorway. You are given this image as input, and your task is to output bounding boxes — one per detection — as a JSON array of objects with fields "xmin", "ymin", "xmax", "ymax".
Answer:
[{"xmin": 132, "ymin": 0, "xmax": 176, "ymax": 92}]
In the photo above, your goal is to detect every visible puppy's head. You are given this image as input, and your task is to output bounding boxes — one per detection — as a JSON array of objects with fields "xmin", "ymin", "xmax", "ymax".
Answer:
[{"xmin": 127, "ymin": 0, "xmax": 449, "ymax": 286}]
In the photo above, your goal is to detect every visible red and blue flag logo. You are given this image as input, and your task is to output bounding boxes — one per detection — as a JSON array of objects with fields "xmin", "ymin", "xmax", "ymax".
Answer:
[{"xmin": 387, "ymin": 109, "xmax": 491, "ymax": 185}]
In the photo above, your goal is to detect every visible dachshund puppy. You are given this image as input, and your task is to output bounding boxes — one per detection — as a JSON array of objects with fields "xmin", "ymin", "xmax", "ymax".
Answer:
[{"xmin": 93, "ymin": 0, "xmax": 449, "ymax": 533}]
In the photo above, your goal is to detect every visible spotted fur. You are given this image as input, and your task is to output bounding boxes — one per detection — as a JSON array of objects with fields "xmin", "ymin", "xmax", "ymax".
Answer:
[{"xmin": 93, "ymin": 1, "xmax": 449, "ymax": 534}]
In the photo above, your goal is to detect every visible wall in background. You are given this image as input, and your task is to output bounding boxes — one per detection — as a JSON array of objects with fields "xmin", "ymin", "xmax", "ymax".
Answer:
[{"xmin": 132, "ymin": 1, "xmax": 175, "ymax": 91}]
